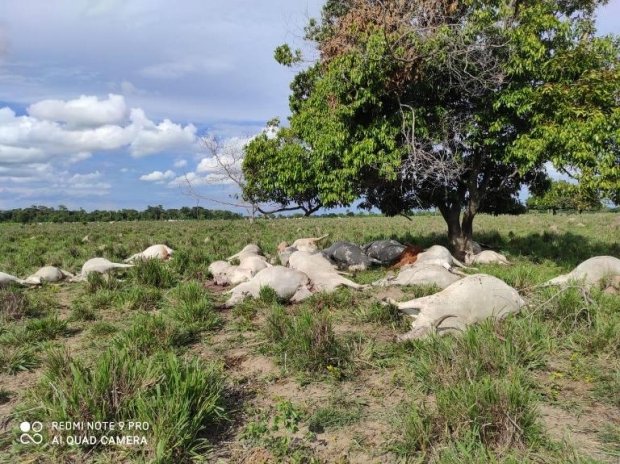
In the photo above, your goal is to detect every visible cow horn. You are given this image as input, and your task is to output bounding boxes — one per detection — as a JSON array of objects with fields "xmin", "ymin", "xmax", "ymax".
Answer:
[{"xmin": 431, "ymin": 314, "xmax": 457, "ymax": 331}]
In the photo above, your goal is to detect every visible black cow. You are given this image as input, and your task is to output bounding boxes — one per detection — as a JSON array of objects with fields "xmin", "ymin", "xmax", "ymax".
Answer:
[
  {"xmin": 322, "ymin": 241, "xmax": 377, "ymax": 271},
  {"xmin": 362, "ymin": 240, "xmax": 406, "ymax": 265}
]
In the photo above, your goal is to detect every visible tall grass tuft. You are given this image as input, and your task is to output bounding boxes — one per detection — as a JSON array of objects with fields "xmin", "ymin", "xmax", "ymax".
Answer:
[
  {"xmin": 134, "ymin": 352, "xmax": 227, "ymax": 462},
  {"xmin": 263, "ymin": 306, "xmax": 349, "ymax": 373},
  {"xmin": 0, "ymin": 345, "xmax": 39, "ymax": 374},
  {"xmin": 409, "ymin": 317, "xmax": 550, "ymax": 392},
  {"xmin": 25, "ymin": 315, "xmax": 70, "ymax": 342},
  {"xmin": 86, "ymin": 272, "xmax": 121, "ymax": 293},
  {"xmin": 131, "ymin": 259, "xmax": 176, "ymax": 288},
  {"xmin": 123, "ymin": 286, "xmax": 163, "ymax": 311},
  {"xmin": 394, "ymin": 317, "xmax": 549, "ymax": 459},
  {"xmin": 113, "ymin": 314, "xmax": 198, "ymax": 357},
  {"xmin": 397, "ymin": 373, "xmax": 543, "ymax": 459},
  {"xmin": 536, "ymin": 286, "xmax": 620, "ymax": 355},
  {"xmin": 0, "ymin": 287, "xmax": 48, "ymax": 321},
  {"xmin": 166, "ymin": 282, "xmax": 220, "ymax": 330},
  {"xmin": 31, "ymin": 347, "xmax": 227, "ymax": 463}
]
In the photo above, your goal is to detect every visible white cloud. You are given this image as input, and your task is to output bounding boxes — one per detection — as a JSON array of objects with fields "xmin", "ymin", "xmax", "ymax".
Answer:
[
  {"xmin": 196, "ymin": 136, "xmax": 250, "ymax": 173},
  {"xmin": 174, "ymin": 159, "xmax": 187, "ymax": 168},
  {"xmin": 196, "ymin": 156, "xmax": 225, "ymax": 173},
  {"xmin": 140, "ymin": 169, "xmax": 176, "ymax": 182},
  {"xmin": 70, "ymin": 170, "xmax": 103, "ymax": 182},
  {"xmin": 0, "ymin": 95, "xmax": 198, "ymax": 169},
  {"xmin": 128, "ymin": 108, "xmax": 197, "ymax": 157},
  {"xmin": 169, "ymin": 134, "xmax": 265, "ymax": 189},
  {"xmin": 28, "ymin": 94, "xmax": 127, "ymax": 127}
]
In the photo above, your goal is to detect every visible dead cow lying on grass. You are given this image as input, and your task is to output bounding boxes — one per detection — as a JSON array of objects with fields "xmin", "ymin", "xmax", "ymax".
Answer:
[
  {"xmin": 387, "ymin": 274, "xmax": 525, "ymax": 341},
  {"xmin": 543, "ymin": 256, "xmax": 620, "ymax": 289},
  {"xmin": 209, "ymin": 244, "xmax": 271, "ymax": 286},
  {"xmin": 222, "ymin": 266, "xmax": 312, "ymax": 307},
  {"xmin": 70, "ymin": 258, "xmax": 133, "ymax": 281},
  {"xmin": 288, "ymin": 250, "xmax": 366, "ymax": 292},
  {"xmin": 412, "ymin": 245, "xmax": 469, "ymax": 270},
  {"xmin": 0, "ymin": 271, "xmax": 26, "ymax": 287},
  {"xmin": 124, "ymin": 244, "xmax": 174, "ymax": 263},
  {"xmin": 465, "ymin": 250, "xmax": 511, "ymax": 265},
  {"xmin": 363, "ymin": 239, "xmax": 407, "ymax": 266},
  {"xmin": 24, "ymin": 266, "xmax": 74, "ymax": 284},
  {"xmin": 321, "ymin": 241, "xmax": 378, "ymax": 271},
  {"xmin": 374, "ymin": 263, "xmax": 462, "ymax": 289}
]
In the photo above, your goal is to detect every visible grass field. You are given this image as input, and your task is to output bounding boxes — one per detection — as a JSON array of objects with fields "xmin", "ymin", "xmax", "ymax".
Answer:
[{"xmin": 0, "ymin": 212, "xmax": 618, "ymax": 463}]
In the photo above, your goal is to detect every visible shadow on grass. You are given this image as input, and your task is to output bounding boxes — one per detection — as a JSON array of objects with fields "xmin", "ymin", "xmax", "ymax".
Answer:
[
  {"xmin": 202, "ymin": 380, "xmax": 256, "ymax": 456},
  {"xmin": 366, "ymin": 230, "xmax": 619, "ymax": 269}
]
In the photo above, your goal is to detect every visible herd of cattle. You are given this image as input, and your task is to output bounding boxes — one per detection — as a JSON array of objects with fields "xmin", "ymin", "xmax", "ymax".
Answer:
[{"xmin": 1, "ymin": 237, "xmax": 619, "ymax": 340}]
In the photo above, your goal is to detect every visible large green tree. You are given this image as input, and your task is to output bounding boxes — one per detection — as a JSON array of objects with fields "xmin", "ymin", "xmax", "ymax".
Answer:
[{"xmin": 243, "ymin": 0, "xmax": 619, "ymax": 257}]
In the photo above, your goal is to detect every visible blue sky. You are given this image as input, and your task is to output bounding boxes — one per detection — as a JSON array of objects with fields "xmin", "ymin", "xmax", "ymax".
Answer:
[{"xmin": 0, "ymin": 0, "xmax": 618, "ymax": 212}]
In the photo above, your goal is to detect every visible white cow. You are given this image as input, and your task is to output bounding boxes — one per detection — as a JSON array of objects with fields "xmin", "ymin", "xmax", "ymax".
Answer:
[
  {"xmin": 388, "ymin": 274, "xmax": 525, "ymax": 341},
  {"xmin": 227, "ymin": 244, "xmax": 264, "ymax": 262},
  {"xmin": 543, "ymin": 256, "xmax": 620, "ymax": 289},
  {"xmin": 70, "ymin": 258, "xmax": 133, "ymax": 281},
  {"xmin": 288, "ymin": 250, "xmax": 365, "ymax": 292},
  {"xmin": 465, "ymin": 250, "xmax": 511, "ymax": 266},
  {"xmin": 0, "ymin": 271, "xmax": 26, "ymax": 287},
  {"xmin": 373, "ymin": 264, "xmax": 462, "ymax": 289},
  {"xmin": 24, "ymin": 266, "xmax": 74, "ymax": 285},
  {"xmin": 208, "ymin": 260, "xmax": 238, "ymax": 286},
  {"xmin": 125, "ymin": 244, "xmax": 174, "ymax": 263},
  {"xmin": 414, "ymin": 245, "xmax": 469, "ymax": 270},
  {"xmin": 209, "ymin": 255, "xmax": 271, "ymax": 286},
  {"xmin": 236, "ymin": 255, "xmax": 271, "ymax": 275},
  {"xmin": 282, "ymin": 234, "xmax": 329, "ymax": 253},
  {"xmin": 223, "ymin": 266, "xmax": 313, "ymax": 307},
  {"xmin": 277, "ymin": 242, "xmax": 298, "ymax": 266}
]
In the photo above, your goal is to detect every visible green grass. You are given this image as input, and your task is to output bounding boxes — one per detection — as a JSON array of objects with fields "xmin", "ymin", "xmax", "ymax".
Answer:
[
  {"xmin": 0, "ymin": 287, "xmax": 50, "ymax": 322},
  {"xmin": 0, "ymin": 388, "xmax": 12, "ymax": 404},
  {"xmin": 69, "ymin": 301, "xmax": 97, "ymax": 321},
  {"xmin": 122, "ymin": 285, "xmax": 163, "ymax": 311},
  {"xmin": 89, "ymin": 321, "xmax": 118, "ymax": 337},
  {"xmin": 0, "ymin": 345, "xmax": 40, "ymax": 374},
  {"xmin": 85, "ymin": 271, "xmax": 122, "ymax": 293},
  {"xmin": 28, "ymin": 347, "xmax": 227, "ymax": 463},
  {"xmin": 599, "ymin": 424, "xmax": 620, "ymax": 458},
  {"xmin": 0, "ymin": 214, "xmax": 617, "ymax": 463},
  {"xmin": 408, "ymin": 318, "xmax": 551, "ymax": 393},
  {"xmin": 130, "ymin": 258, "xmax": 176, "ymax": 288},
  {"xmin": 263, "ymin": 305, "xmax": 349, "ymax": 374},
  {"xmin": 353, "ymin": 300, "xmax": 405, "ymax": 325},
  {"xmin": 24, "ymin": 315, "xmax": 70, "ymax": 342},
  {"xmin": 306, "ymin": 394, "xmax": 363, "ymax": 433},
  {"xmin": 165, "ymin": 282, "xmax": 220, "ymax": 330},
  {"xmin": 112, "ymin": 314, "xmax": 199, "ymax": 358}
]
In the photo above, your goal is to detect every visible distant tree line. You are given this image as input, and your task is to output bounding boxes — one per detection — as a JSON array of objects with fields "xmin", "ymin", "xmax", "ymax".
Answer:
[
  {"xmin": 526, "ymin": 181, "xmax": 603, "ymax": 215},
  {"xmin": 0, "ymin": 205, "xmax": 243, "ymax": 224}
]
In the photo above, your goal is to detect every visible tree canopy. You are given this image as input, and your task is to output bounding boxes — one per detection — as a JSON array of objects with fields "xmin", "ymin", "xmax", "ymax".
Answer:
[{"xmin": 243, "ymin": 0, "xmax": 619, "ymax": 255}]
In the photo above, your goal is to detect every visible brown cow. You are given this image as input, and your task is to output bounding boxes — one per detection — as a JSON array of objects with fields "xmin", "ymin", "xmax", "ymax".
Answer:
[{"xmin": 389, "ymin": 244, "xmax": 424, "ymax": 269}]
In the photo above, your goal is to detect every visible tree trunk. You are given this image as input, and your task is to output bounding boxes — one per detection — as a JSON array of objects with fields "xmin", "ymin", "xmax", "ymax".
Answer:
[{"xmin": 440, "ymin": 204, "xmax": 477, "ymax": 261}]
